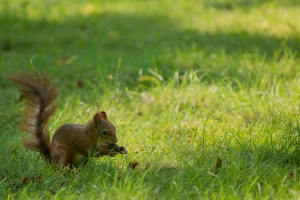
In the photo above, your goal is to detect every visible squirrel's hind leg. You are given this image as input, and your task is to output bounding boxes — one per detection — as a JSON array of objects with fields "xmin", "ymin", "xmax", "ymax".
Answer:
[{"xmin": 50, "ymin": 145, "xmax": 75, "ymax": 167}]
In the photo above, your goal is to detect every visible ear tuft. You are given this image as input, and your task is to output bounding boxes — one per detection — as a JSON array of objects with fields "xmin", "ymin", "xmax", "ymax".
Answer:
[
  {"xmin": 100, "ymin": 111, "xmax": 107, "ymax": 119},
  {"xmin": 93, "ymin": 113, "xmax": 100, "ymax": 126}
]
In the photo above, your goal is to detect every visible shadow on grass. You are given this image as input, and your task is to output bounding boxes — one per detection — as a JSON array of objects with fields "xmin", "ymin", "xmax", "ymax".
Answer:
[
  {"xmin": 0, "ymin": 6, "xmax": 299, "ymax": 87},
  {"xmin": 205, "ymin": 0, "xmax": 300, "ymax": 11}
]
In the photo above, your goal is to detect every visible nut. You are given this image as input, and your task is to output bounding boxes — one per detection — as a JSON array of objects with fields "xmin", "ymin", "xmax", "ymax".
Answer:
[{"xmin": 107, "ymin": 143, "xmax": 120, "ymax": 152}]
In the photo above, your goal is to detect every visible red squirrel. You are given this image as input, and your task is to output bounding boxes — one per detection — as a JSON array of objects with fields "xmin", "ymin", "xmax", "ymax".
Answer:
[{"xmin": 7, "ymin": 71, "xmax": 127, "ymax": 167}]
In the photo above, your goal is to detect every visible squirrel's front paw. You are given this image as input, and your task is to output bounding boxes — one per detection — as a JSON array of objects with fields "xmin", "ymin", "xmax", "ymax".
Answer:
[
  {"xmin": 118, "ymin": 146, "xmax": 128, "ymax": 154},
  {"xmin": 107, "ymin": 143, "xmax": 128, "ymax": 154}
]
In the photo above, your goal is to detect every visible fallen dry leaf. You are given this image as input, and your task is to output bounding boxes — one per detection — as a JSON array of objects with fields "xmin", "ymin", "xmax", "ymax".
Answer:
[
  {"xmin": 288, "ymin": 172, "xmax": 294, "ymax": 179},
  {"xmin": 22, "ymin": 177, "xmax": 30, "ymax": 184},
  {"xmin": 2, "ymin": 39, "xmax": 11, "ymax": 51},
  {"xmin": 128, "ymin": 161, "xmax": 139, "ymax": 170},
  {"xmin": 214, "ymin": 157, "xmax": 222, "ymax": 174},
  {"xmin": 77, "ymin": 80, "xmax": 83, "ymax": 88},
  {"xmin": 22, "ymin": 176, "xmax": 42, "ymax": 184},
  {"xmin": 79, "ymin": 24, "xmax": 88, "ymax": 31}
]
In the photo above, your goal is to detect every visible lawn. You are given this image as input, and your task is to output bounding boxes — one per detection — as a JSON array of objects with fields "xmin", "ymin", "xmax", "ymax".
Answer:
[{"xmin": 0, "ymin": 0, "xmax": 300, "ymax": 199}]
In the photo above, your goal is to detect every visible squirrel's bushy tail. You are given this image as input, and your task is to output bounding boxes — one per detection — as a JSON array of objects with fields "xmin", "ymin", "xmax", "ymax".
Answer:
[{"xmin": 7, "ymin": 71, "xmax": 58, "ymax": 161}]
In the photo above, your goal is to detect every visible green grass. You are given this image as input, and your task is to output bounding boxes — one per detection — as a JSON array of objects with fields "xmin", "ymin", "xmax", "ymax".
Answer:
[{"xmin": 1, "ymin": 0, "xmax": 300, "ymax": 199}]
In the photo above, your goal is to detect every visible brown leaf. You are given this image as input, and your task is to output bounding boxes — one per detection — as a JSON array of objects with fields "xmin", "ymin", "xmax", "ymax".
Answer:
[
  {"xmin": 128, "ymin": 161, "xmax": 139, "ymax": 170},
  {"xmin": 214, "ymin": 157, "xmax": 222, "ymax": 174},
  {"xmin": 2, "ymin": 39, "xmax": 11, "ymax": 51},
  {"xmin": 288, "ymin": 172, "xmax": 294, "ymax": 179},
  {"xmin": 22, "ymin": 176, "xmax": 41, "ymax": 184},
  {"xmin": 77, "ymin": 80, "xmax": 83, "ymax": 88},
  {"xmin": 224, "ymin": 3, "xmax": 233, "ymax": 11},
  {"xmin": 79, "ymin": 24, "xmax": 88, "ymax": 31},
  {"xmin": 22, "ymin": 177, "xmax": 30, "ymax": 184}
]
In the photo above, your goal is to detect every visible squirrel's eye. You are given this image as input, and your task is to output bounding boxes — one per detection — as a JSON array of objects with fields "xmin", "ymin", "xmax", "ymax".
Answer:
[{"xmin": 101, "ymin": 129, "xmax": 108, "ymax": 136}]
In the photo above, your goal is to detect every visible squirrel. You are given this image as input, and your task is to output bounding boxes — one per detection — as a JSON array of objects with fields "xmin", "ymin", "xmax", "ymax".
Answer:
[{"xmin": 7, "ymin": 71, "xmax": 127, "ymax": 167}]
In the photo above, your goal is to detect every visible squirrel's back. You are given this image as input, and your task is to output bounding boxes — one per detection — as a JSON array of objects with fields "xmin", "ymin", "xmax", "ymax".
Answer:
[{"xmin": 7, "ymin": 71, "xmax": 58, "ymax": 160}]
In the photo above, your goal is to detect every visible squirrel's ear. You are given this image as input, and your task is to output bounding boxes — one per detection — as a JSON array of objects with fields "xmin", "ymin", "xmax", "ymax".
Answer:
[
  {"xmin": 93, "ymin": 113, "xmax": 101, "ymax": 126},
  {"xmin": 100, "ymin": 111, "xmax": 107, "ymax": 119}
]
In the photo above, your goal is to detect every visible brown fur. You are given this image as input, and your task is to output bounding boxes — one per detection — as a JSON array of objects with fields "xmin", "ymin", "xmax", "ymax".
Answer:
[{"xmin": 7, "ymin": 71, "xmax": 126, "ymax": 167}]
